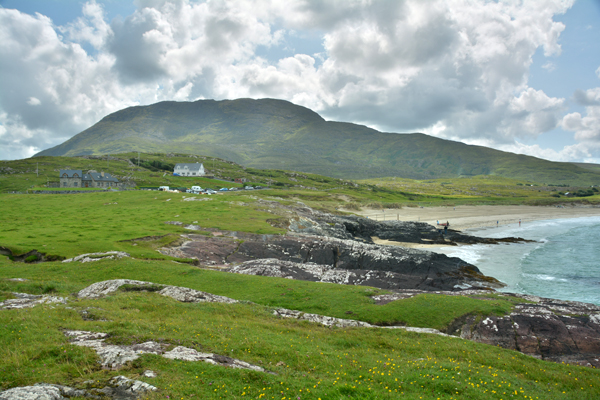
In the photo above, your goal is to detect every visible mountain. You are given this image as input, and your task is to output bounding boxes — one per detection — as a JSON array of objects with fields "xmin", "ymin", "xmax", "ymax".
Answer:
[{"xmin": 35, "ymin": 98, "xmax": 600, "ymax": 184}]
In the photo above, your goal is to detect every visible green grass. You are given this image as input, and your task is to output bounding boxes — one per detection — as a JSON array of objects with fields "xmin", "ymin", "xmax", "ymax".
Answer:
[
  {"xmin": 0, "ymin": 191, "xmax": 283, "ymax": 258},
  {"xmin": 0, "ymin": 174, "xmax": 599, "ymax": 399},
  {"xmin": 1, "ymin": 260, "xmax": 599, "ymax": 399},
  {"xmin": 359, "ymin": 175, "xmax": 600, "ymax": 207},
  {"xmin": 0, "ymin": 258, "xmax": 519, "ymax": 331}
]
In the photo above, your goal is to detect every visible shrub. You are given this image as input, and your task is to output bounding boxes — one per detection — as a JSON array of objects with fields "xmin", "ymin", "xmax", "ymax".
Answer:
[{"xmin": 24, "ymin": 254, "xmax": 39, "ymax": 263}]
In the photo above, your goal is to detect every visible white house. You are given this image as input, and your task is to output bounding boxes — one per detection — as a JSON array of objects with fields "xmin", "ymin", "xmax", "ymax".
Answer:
[{"xmin": 173, "ymin": 162, "xmax": 205, "ymax": 177}]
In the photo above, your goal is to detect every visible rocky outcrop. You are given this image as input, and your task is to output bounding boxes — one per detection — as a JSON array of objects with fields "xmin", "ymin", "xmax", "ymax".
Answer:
[
  {"xmin": 272, "ymin": 307, "xmax": 450, "ymax": 336},
  {"xmin": 77, "ymin": 279, "xmax": 239, "ymax": 304},
  {"xmin": 168, "ymin": 233, "xmax": 503, "ymax": 291},
  {"xmin": 227, "ymin": 258, "xmax": 498, "ymax": 291},
  {"xmin": 77, "ymin": 279, "xmax": 152, "ymax": 299},
  {"xmin": 286, "ymin": 207, "xmax": 532, "ymax": 246},
  {"xmin": 64, "ymin": 329, "xmax": 266, "ymax": 372},
  {"xmin": 0, "ymin": 293, "xmax": 67, "ymax": 310},
  {"xmin": 367, "ymin": 288, "xmax": 600, "ymax": 368},
  {"xmin": 158, "ymin": 286, "xmax": 238, "ymax": 304},
  {"xmin": 62, "ymin": 251, "xmax": 130, "ymax": 263},
  {"xmin": 160, "ymin": 204, "xmax": 532, "ymax": 292},
  {"xmin": 0, "ymin": 377, "xmax": 156, "ymax": 400},
  {"xmin": 456, "ymin": 294, "xmax": 600, "ymax": 368}
]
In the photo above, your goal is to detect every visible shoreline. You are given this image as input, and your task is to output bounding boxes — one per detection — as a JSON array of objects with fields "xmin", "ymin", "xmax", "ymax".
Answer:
[{"xmin": 351, "ymin": 204, "xmax": 600, "ymax": 232}]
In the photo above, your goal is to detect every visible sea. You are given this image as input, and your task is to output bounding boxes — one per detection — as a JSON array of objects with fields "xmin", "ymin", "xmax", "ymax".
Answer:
[{"xmin": 434, "ymin": 216, "xmax": 600, "ymax": 306}]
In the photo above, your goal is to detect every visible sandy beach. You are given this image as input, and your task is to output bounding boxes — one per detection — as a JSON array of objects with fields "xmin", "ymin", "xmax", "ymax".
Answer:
[{"xmin": 352, "ymin": 204, "xmax": 600, "ymax": 246}]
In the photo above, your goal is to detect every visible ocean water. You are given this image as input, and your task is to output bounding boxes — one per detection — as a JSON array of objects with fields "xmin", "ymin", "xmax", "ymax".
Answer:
[{"xmin": 435, "ymin": 216, "xmax": 600, "ymax": 305}]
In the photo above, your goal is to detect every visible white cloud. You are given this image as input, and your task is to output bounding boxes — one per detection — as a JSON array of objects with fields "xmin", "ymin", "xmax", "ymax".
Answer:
[
  {"xmin": 27, "ymin": 97, "xmax": 41, "ymax": 106},
  {"xmin": 560, "ymin": 87, "xmax": 600, "ymax": 143},
  {"xmin": 542, "ymin": 62, "xmax": 556, "ymax": 72},
  {"xmin": 2, "ymin": 0, "xmax": 594, "ymax": 162}
]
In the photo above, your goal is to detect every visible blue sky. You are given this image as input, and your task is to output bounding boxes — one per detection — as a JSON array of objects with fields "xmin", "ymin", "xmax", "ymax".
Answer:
[{"xmin": 1, "ymin": 0, "xmax": 600, "ymax": 164}]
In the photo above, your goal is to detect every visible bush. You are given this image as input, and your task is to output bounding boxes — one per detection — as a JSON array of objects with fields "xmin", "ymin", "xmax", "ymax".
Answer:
[{"xmin": 24, "ymin": 254, "xmax": 39, "ymax": 263}]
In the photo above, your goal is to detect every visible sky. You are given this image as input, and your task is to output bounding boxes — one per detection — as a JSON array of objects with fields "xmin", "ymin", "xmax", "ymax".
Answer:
[{"xmin": 1, "ymin": 0, "xmax": 600, "ymax": 163}]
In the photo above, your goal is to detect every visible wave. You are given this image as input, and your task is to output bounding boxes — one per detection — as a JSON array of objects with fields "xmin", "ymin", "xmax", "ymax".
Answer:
[{"xmin": 439, "ymin": 216, "xmax": 600, "ymax": 305}]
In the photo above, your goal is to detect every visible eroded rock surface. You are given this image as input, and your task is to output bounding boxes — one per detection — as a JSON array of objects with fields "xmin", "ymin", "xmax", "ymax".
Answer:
[
  {"xmin": 0, "ymin": 384, "xmax": 73, "ymax": 400},
  {"xmin": 166, "ymin": 234, "xmax": 502, "ymax": 291},
  {"xmin": 64, "ymin": 329, "xmax": 266, "ymax": 372},
  {"xmin": 77, "ymin": 280, "xmax": 238, "ymax": 304},
  {"xmin": 62, "ymin": 251, "xmax": 130, "ymax": 263},
  {"xmin": 163, "ymin": 347, "xmax": 266, "ymax": 372},
  {"xmin": 77, "ymin": 279, "xmax": 152, "ymax": 299},
  {"xmin": 285, "ymin": 206, "xmax": 531, "ymax": 247},
  {"xmin": 228, "ymin": 258, "xmax": 495, "ymax": 291},
  {"xmin": 272, "ymin": 307, "xmax": 450, "ymax": 336},
  {"xmin": 158, "ymin": 286, "xmax": 238, "ymax": 304},
  {"xmin": 364, "ymin": 288, "xmax": 600, "ymax": 368},
  {"xmin": 457, "ymin": 295, "xmax": 600, "ymax": 368},
  {"xmin": 0, "ymin": 293, "xmax": 67, "ymax": 310},
  {"xmin": 0, "ymin": 378, "xmax": 155, "ymax": 400}
]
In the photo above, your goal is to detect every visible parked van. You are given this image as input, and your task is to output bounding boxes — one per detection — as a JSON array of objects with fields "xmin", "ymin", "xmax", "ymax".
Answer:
[
  {"xmin": 159, "ymin": 186, "xmax": 169, "ymax": 191},
  {"xmin": 190, "ymin": 186, "xmax": 202, "ymax": 194}
]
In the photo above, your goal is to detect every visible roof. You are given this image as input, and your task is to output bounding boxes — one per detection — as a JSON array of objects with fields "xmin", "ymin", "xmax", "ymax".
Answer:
[
  {"xmin": 174, "ymin": 163, "xmax": 204, "ymax": 171},
  {"xmin": 89, "ymin": 172, "xmax": 119, "ymax": 182},
  {"xmin": 59, "ymin": 170, "xmax": 118, "ymax": 182},
  {"xmin": 60, "ymin": 169, "xmax": 83, "ymax": 178}
]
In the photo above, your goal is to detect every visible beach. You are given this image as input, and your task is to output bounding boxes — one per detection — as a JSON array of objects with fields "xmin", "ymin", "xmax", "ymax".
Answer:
[
  {"xmin": 353, "ymin": 204, "xmax": 600, "ymax": 305},
  {"xmin": 353, "ymin": 204, "xmax": 600, "ymax": 231}
]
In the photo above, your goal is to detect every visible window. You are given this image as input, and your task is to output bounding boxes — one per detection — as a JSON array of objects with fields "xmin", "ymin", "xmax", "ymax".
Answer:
[
  {"xmin": 192, "ymin": 172, "xmax": 196, "ymax": 175},
  {"xmin": 73, "ymin": 173, "xmax": 79, "ymax": 178},
  {"xmin": 74, "ymin": 182, "xmax": 78, "ymax": 187},
  {"xmin": 63, "ymin": 182, "xmax": 67, "ymax": 187}
]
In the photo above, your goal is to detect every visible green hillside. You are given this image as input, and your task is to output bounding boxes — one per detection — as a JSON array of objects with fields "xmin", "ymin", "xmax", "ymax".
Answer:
[
  {"xmin": 34, "ymin": 98, "xmax": 600, "ymax": 185},
  {"xmin": 1, "ymin": 186, "xmax": 599, "ymax": 399}
]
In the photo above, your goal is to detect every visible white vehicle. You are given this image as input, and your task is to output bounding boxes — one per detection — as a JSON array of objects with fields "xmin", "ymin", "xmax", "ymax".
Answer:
[
  {"xmin": 244, "ymin": 186, "xmax": 254, "ymax": 190},
  {"xmin": 190, "ymin": 185, "xmax": 202, "ymax": 194},
  {"xmin": 159, "ymin": 186, "xmax": 169, "ymax": 191}
]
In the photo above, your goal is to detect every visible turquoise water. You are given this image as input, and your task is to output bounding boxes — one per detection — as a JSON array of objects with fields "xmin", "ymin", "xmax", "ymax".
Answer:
[{"xmin": 436, "ymin": 216, "xmax": 600, "ymax": 305}]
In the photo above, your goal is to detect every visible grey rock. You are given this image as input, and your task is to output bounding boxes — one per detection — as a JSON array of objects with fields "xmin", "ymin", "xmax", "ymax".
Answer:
[
  {"xmin": 65, "ymin": 330, "xmax": 165, "ymax": 369},
  {"xmin": 272, "ymin": 307, "xmax": 449, "ymax": 336},
  {"xmin": 64, "ymin": 329, "xmax": 265, "ymax": 372},
  {"xmin": 108, "ymin": 376, "xmax": 156, "ymax": 394},
  {"xmin": 0, "ymin": 293, "xmax": 67, "ymax": 310},
  {"xmin": 458, "ymin": 295, "xmax": 600, "ymax": 368},
  {"xmin": 62, "ymin": 251, "xmax": 130, "ymax": 263},
  {"xmin": 228, "ymin": 258, "xmax": 499, "ymax": 292},
  {"xmin": 163, "ymin": 346, "xmax": 266, "ymax": 372},
  {"xmin": 0, "ymin": 384, "xmax": 88, "ymax": 400},
  {"xmin": 77, "ymin": 280, "xmax": 238, "ymax": 304},
  {"xmin": 77, "ymin": 279, "xmax": 152, "ymax": 299},
  {"xmin": 142, "ymin": 370, "xmax": 157, "ymax": 378},
  {"xmin": 158, "ymin": 286, "xmax": 238, "ymax": 304},
  {"xmin": 0, "ymin": 385, "xmax": 65, "ymax": 400}
]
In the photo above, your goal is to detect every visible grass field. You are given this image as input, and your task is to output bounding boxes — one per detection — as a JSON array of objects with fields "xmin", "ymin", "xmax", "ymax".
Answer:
[
  {"xmin": 1, "ymin": 259, "xmax": 599, "ymax": 400},
  {"xmin": 1, "ymin": 158, "xmax": 600, "ymax": 399}
]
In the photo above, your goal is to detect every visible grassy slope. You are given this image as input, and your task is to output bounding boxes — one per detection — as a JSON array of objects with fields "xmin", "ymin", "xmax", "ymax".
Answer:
[
  {"xmin": 34, "ymin": 98, "xmax": 600, "ymax": 185},
  {"xmin": 0, "ymin": 187, "xmax": 599, "ymax": 398},
  {"xmin": 3, "ymin": 153, "xmax": 600, "ymax": 212}
]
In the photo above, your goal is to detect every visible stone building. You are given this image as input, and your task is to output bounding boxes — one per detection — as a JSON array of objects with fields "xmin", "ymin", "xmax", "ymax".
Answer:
[
  {"xmin": 173, "ymin": 163, "xmax": 205, "ymax": 177},
  {"xmin": 59, "ymin": 170, "xmax": 126, "ymax": 188}
]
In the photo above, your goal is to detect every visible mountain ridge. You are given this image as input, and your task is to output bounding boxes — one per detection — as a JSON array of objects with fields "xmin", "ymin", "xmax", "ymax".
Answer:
[{"xmin": 35, "ymin": 98, "xmax": 600, "ymax": 185}]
